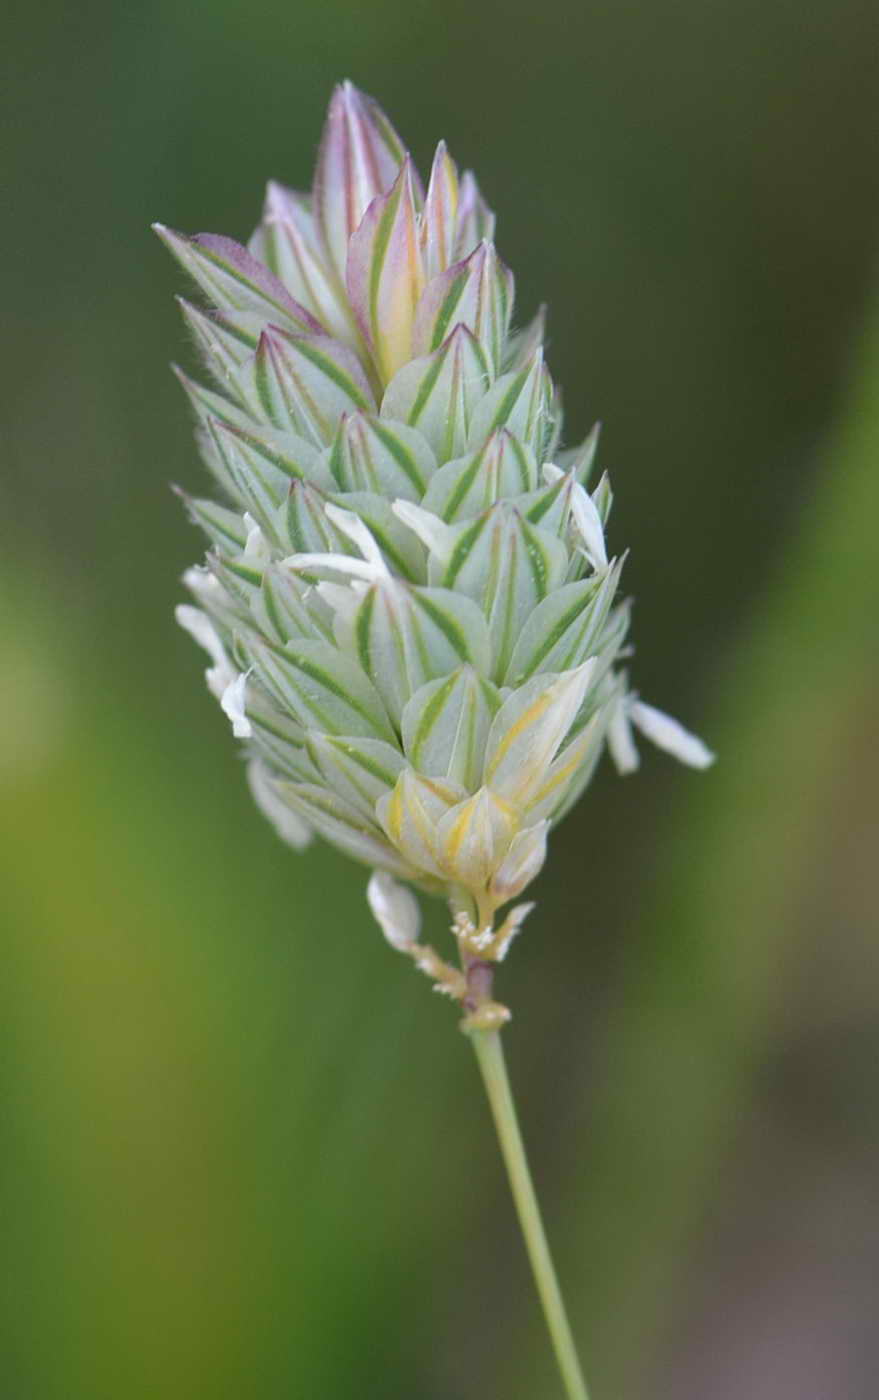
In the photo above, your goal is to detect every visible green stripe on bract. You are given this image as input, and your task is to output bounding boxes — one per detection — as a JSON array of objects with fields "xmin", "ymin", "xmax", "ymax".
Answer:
[
  {"xmin": 476, "ymin": 671, "xmax": 502, "ymax": 717},
  {"xmin": 521, "ymin": 518, "xmax": 552, "ymax": 597},
  {"xmin": 327, "ymin": 434, "xmax": 348, "ymax": 489},
  {"xmin": 509, "ymin": 435, "xmax": 533, "ymax": 492},
  {"xmin": 265, "ymin": 339, "xmax": 326, "ymax": 440},
  {"xmin": 250, "ymin": 711, "xmax": 307, "ymax": 751},
  {"xmin": 291, "ymin": 338, "xmax": 371, "ymax": 411},
  {"xmin": 307, "ymin": 735, "xmax": 390, "ymax": 812},
  {"xmin": 430, "ymin": 268, "xmax": 470, "ymax": 351},
  {"xmin": 188, "ymin": 380, "xmax": 250, "ymax": 431},
  {"xmin": 188, "ymin": 499, "xmax": 247, "ymax": 549},
  {"xmin": 291, "ymin": 784, "xmax": 379, "ymax": 834},
  {"xmin": 492, "ymin": 535, "xmax": 519, "ymax": 680},
  {"xmin": 325, "ymin": 738, "xmax": 401, "ymax": 788},
  {"xmin": 255, "ymin": 350, "xmax": 282, "ymax": 429},
  {"xmin": 369, "ymin": 104, "xmax": 407, "ymax": 168},
  {"xmin": 519, "ymin": 585, "xmax": 601, "ymax": 681},
  {"xmin": 355, "ymin": 587, "xmax": 376, "ymax": 676},
  {"xmin": 228, "ymin": 424, "xmax": 314, "ymax": 484},
  {"xmin": 369, "ymin": 180, "xmax": 403, "ymax": 335},
  {"xmin": 217, "ymin": 312, "xmax": 260, "ymax": 350},
  {"xmin": 407, "ymin": 348, "xmax": 447, "ymax": 427},
  {"xmin": 261, "ymin": 225, "xmax": 281, "ymax": 279},
  {"xmin": 261, "ymin": 570, "xmax": 326, "ymax": 644},
  {"xmin": 443, "ymin": 516, "xmax": 485, "ymax": 588},
  {"xmin": 443, "ymin": 447, "xmax": 487, "ymax": 520},
  {"xmin": 339, "ymin": 508, "xmax": 417, "ymax": 581},
  {"xmin": 460, "ymin": 684, "xmax": 481, "ymax": 785},
  {"xmin": 407, "ymin": 606, "xmax": 433, "ymax": 676},
  {"xmin": 286, "ymin": 484, "xmax": 333, "ymax": 554},
  {"xmin": 368, "ymin": 419, "xmax": 427, "ymax": 493},
  {"xmin": 488, "ymin": 365, "xmax": 528, "ymax": 434},
  {"xmin": 286, "ymin": 649, "xmax": 384, "ymax": 731},
  {"xmin": 525, "ymin": 479, "xmax": 566, "ymax": 526},
  {"xmin": 410, "ymin": 671, "xmax": 459, "ymax": 763},
  {"xmin": 223, "ymin": 558, "xmax": 263, "ymax": 588},
  {"xmin": 366, "ymin": 530, "xmax": 414, "ymax": 580},
  {"xmin": 410, "ymin": 591, "xmax": 473, "ymax": 661},
  {"xmin": 261, "ymin": 576, "xmax": 287, "ymax": 641},
  {"xmin": 497, "ymin": 272, "xmax": 511, "ymax": 350},
  {"xmin": 191, "ymin": 241, "xmax": 291, "ymax": 317},
  {"xmin": 383, "ymin": 596, "xmax": 411, "ymax": 700},
  {"xmin": 209, "ymin": 422, "xmax": 285, "ymax": 527}
]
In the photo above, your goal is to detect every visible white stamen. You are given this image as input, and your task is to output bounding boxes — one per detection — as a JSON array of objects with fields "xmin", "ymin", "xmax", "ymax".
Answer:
[
  {"xmin": 367, "ymin": 870, "xmax": 421, "ymax": 951},
  {"xmin": 543, "ymin": 464, "xmax": 607, "ymax": 569},
  {"xmin": 569, "ymin": 485, "xmax": 607, "ymax": 569},
  {"xmin": 281, "ymin": 551, "xmax": 384, "ymax": 581},
  {"xmin": 243, "ymin": 516, "xmax": 270, "ymax": 562},
  {"xmin": 392, "ymin": 499, "xmax": 453, "ymax": 559},
  {"xmin": 176, "ymin": 604, "xmax": 236, "ymax": 699},
  {"xmin": 630, "ymin": 701, "xmax": 715, "ymax": 769},
  {"xmin": 324, "ymin": 503, "xmax": 390, "ymax": 577},
  {"xmin": 220, "ymin": 669, "xmax": 253, "ymax": 738},
  {"xmin": 176, "ymin": 604, "xmax": 225, "ymax": 668},
  {"xmin": 182, "ymin": 566, "xmax": 221, "ymax": 596},
  {"xmin": 607, "ymin": 696, "xmax": 640, "ymax": 774}
]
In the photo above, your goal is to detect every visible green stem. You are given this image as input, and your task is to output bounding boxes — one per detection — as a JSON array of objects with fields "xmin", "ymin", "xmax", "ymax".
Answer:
[{"xmin": 470, "ymin": 1029, "xmax": 591, "ymax": 1400}]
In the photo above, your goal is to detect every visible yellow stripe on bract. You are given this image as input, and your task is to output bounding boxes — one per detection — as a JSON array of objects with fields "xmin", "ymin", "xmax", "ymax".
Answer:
[
  {"xmin": 443, "ymin": 791, "xmax": 515, "ymax": 867},
  {"xmin": 385, "ymin": 783, "xmax": 405, "ymax": 844},
  {"xmin": 405, "ymin": 777, "xmax": 453, "ymax": 864},
  {"xmin": 420, "ymin": 775, "xmax": 461, "ymax": 803},
  {"xmin": 528, "ymin": 720, "xmax": 597, "ymax": 808},
  {"xmin": 442, "ymin": 804, "xmax": 475, "ymax": 865},
  {"xmin": 392, "ymin": 774, "xmax": 457, "ymax": 863},
  {"xmin": 484, "ymin": 691, "xmax": 555, "ymax": 781},
  {"xmin": 408, "ymin": 793, "xmax": 437, "ymax": 850},
  {"xmin": 528, "ymin": 749, "xmax": 581, "ymax": 808}
]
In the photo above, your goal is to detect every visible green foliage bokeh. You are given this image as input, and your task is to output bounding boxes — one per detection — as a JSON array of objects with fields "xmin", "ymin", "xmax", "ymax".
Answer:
[{"xmin": 3, "ymin": 1, "xmax": 878, "ymax": 1396}]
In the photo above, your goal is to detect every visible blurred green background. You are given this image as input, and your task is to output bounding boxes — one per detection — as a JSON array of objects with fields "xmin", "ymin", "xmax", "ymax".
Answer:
[{"xmin": 3, "ymin": 1, "xmax": 878, "ymax": 1396}]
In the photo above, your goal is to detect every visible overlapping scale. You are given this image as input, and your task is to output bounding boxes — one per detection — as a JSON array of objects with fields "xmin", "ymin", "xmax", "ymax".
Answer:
[{"xmin": 158, "ymin": 82, "xmax": 712, "ymax": 929}]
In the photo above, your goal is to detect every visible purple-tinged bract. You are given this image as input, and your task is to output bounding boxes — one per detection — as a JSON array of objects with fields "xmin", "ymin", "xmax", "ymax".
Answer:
[{"xmin": 157, "ymin": 82, "xmax": 713, "ymax": 982}]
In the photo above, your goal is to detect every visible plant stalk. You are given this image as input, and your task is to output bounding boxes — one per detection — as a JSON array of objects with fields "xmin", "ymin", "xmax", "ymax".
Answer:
[{"xmin": 470, "ymin": 1028, "xmax": 591, "ymax": 1400}]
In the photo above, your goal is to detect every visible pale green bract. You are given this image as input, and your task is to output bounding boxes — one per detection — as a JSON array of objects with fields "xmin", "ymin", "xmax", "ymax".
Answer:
[{"xmin": 158, "ymin": 83, "xmax": 712, "ymax": 1018}]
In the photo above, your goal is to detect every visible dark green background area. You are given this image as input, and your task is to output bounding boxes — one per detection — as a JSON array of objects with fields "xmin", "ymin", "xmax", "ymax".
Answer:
[{"xmin": 3, "ymin": 1, "xmax": 878, "ymax": 1396}]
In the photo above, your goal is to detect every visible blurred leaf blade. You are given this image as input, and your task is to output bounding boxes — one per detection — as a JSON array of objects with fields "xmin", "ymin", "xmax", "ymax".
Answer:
[{"xmin": 565, "ymin": 289, "xmax": 879, "ymax": 1398}]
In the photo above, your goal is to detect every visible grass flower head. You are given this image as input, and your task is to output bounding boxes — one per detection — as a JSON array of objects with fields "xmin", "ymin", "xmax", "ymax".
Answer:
[{"xmin": 158, "ymin": 82, "xmax": 712, "ymax": 1025}]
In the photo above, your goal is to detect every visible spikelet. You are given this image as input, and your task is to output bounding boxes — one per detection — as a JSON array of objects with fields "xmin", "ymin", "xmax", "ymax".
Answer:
[{"xmin": 157, "ymin": 83, "xmax": 712, "ymax": 1020}]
